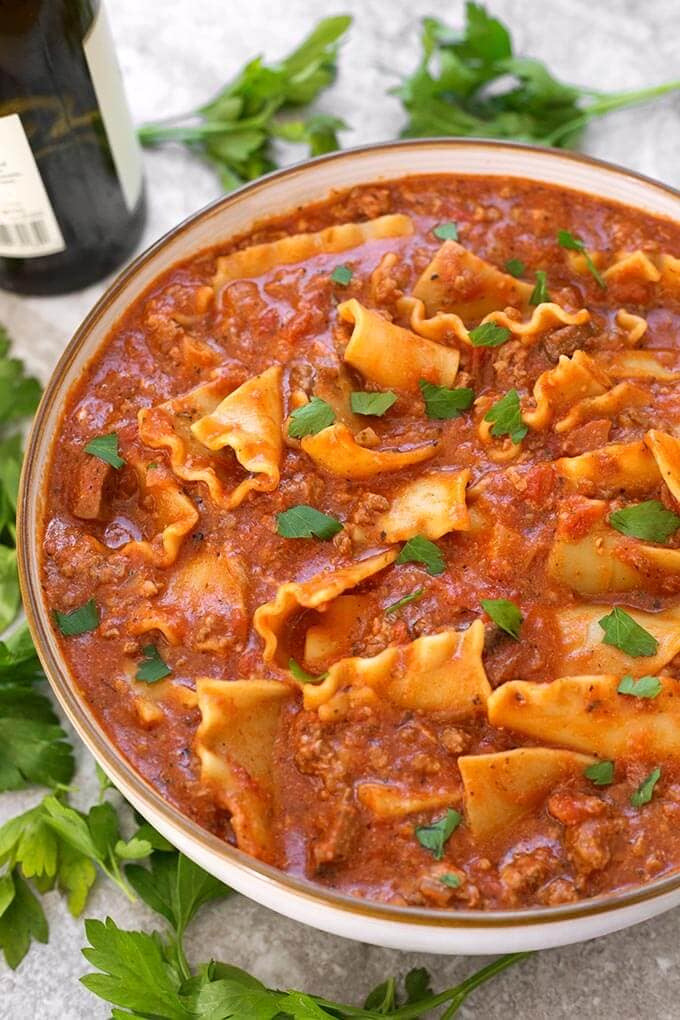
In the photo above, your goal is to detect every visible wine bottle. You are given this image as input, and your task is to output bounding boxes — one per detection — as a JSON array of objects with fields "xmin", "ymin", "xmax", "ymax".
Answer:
[{"xmin": 0, "ymin": 0, "xmax": 146, "ymax": 295}]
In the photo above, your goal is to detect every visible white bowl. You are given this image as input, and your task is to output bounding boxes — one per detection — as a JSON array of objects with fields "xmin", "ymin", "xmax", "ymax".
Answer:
[{"xmin": 18, "ymin": 139, "xmax": 680, "ymax": 954}]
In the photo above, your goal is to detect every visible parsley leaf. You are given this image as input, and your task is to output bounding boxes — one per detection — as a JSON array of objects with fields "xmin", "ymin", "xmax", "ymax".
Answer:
[
  {"xmin": 415, "ymin": 809, "xmax": 461, "ymax": 860},
  {"xmin": 81, "ymin": 918, "xmax": 193, "ymax": 1019},
  {"xmin": 84, "ymin": 432, "xmax": 125, "ymax": 469},
  {"xmin": 364, "ymin": 978, "xmax": 398, "ymax": 1011},
  {"xmin": 617, "ymin": 674, "xmax": 662, "ymax": 699},
  {"xmin": 0, "ymin": 546, "xmax": 19, "ymax": 633},
  {"xmin": 529, "ymin": 270, "xmax": 550, "ymax": 305},
  {"xmin": 0, "ymin": 625, "xmax": 75, "ymax": 791},
  {"xmin": 350, "ymin": 390, "xmax": 397, "ymax": 416},
  {"xmin": 276, "ymin": 504, "xmax": 342, "ymax": 540},
  {"xmin": 468, "ymin": 322, "xmax": 511, "ymax": 347},
  {"xmin": 54, "ymin": 598, "xmax": 99, "ymax": 636},
  {"xmin": 275, "ymin": 112, "xmax": 348, "ymax": 157},
  {"xmin": 288, "ymin": 658, "xmax": 328, "ymax": 684},
  {"xmin": 330, "ymin": 264, "xmax": 353, "ymax": 285},
  {"xmin": 125, "ymin": 851, "xmax": 231, "ymax": 943},
  {"xmin": 481, "ymin": 597, "xmax": 523, "ymax": 639},
  {"xmin": 609, "ymin": 499, "xmax": 680, "ymax": 543},
  {"xmin": 135, "ymin": 645, "xmax": 172, "ymax": 684},
  {"xmin": 484, "ymin": 389, "xmax": 527, "ymax": 443},
  {"xmin": 138, "ymin": 17, "xmax": 351, "ymax": 191},
  {"xmin": 598, "ymin": 607, "xmax": 659, "ymax": 658},
  {"xmin": 0, "ymin": 326, "xmax": 42, "ymax": 423},
  {"xmin": 396, "ymin": 534, "xmax": 445, "ymax": 575},
  {"xmin": 505, "ymin": 258, "xmax": 526, "ymax": 277},
  {"xmin": 288, "ymin": 396, "xmax": 336, "ymax": 438},
  {"xmin": 557, "ymin": 229, "xmax": 606, "ymax": 288},
  {"xmin": 584, "ymin": 760, "xmax": 615, "ymax": 786},
  {"xmin": 0, "ymin": 871, "xmax": 48, "ymax": 969},
  {"xmin": 385, "ymin": 587, "xmax": 425, "ymax": 614},
  {"xmin": 433, "ymin": 221, "xmax": 458, "ymax": 241},
  {"xmin": 0, "ymin": 683, "xmax": 74, "ymax": 792},
  {"xmin": 419, "ymin": 379, "xmax": 475, "ymax": 420},
  {"xmin": 631, "ymin": 767, "xmax": 661, "ymax": 808},
  {"xmin": 41, "ymin": 796, "xmax": 148, "ymax": 901},
  {"xmin": 440, "ymin": 873, "xmax": 462, "ymax": 888}
]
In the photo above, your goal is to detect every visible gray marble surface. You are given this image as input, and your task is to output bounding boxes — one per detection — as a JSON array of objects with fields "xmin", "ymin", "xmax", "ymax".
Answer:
[{"xmin": 2, "ymin": 0, "xmax": 680, "ymax": 1016}]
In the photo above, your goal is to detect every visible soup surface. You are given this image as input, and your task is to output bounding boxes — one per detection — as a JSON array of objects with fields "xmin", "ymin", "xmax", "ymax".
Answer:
[{"xmin": 41, "ymin": 174, "xmax": 680, "ymax": 910}]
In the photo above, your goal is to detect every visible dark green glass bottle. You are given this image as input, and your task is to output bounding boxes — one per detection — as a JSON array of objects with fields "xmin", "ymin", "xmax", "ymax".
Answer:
[{"xmin": 0, "ymin": 0, "xmax": 146, "ymax": 294}]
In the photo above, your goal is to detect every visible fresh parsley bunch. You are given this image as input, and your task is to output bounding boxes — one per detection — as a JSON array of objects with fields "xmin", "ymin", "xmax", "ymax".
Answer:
[
  {"xmin": 396, "ymin": 2, "xmax": 680, "ymax": 148},
  {"xmin": 80, "ymin": 877, "xmax": 528, "ymax": 1019},
  {"xmin": 138, "ymin": 16, "xmax": 351, "ymax": 190}
]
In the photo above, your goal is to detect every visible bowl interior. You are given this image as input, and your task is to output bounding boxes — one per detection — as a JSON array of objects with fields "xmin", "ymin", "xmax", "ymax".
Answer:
[{"xmin": 18, "ymin": 139, "xmax": 680, "ymax": 937}]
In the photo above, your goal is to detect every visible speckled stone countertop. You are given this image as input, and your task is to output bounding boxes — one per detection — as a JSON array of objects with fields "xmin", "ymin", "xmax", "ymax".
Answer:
[{"xmin": 2, "ymin": 1, "xmax": 680, "ymax": 1016}]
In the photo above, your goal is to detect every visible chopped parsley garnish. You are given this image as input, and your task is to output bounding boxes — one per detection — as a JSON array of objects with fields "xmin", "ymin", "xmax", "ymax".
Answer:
[
  {"xmin": 54, "ymin": 598, "xmax": 99, "ymax": 637},
  {"xmin": 433, "ymin": 221, "xmax": 458, "ymax": 241},
  {"xmin": 276, "ymin": 504, "xmax": 342, "ymax": 540},
  {"xmin": 609, "ymin": 499, "xmax": 680, "ymax": 544},
  {"xmin": 598, "ymin": 607, "xmax": 658, "ymax": 658},
  {"xmin": 440, "ymin": 873, "xmax": 462, "ymax": 888},
  {"xmin": 617, "ymin": 674, "xmax": 662, "ymax": 699},
  {"xmin": 415, "ymin": 809, "xmax": 461, "ymax": 860},
  {"xmin": 330, "ymin": 264, "xmax": 353, "ymax": 286},
  {"xmin": 556, "ymin": 229, "xmax": 606, "ymax": 288},
  {"xmin": 385, "ymin": 587, "xmax": 424, "ymax": 615},
  {"xmin": 480, "ymin": 598, "xmax": 523, "ymax": 640},
  {"xmin": 528, "ymin": 270, "xmax": 550, "ymax": 305},
  {"xmin": 468, "ymin": 322, "xmax": 511, "ymax": 348},
  {"xmin": 288, "ymin": 658, "xmax": 328, "ymax": 684},
  {"xmin": 396, "ymin": 535, "xmax": 445, "ymax": 575},
  {"xmin": 419, "ymin": 379, "xmax": 474, "ymax": 420},
  {"xmin": 584, "ymin": 760, "xmax": 615, "ymax": 787},
  {"xmin": 484, "ymin": 389, "xmax": 527, "ymax": 444},
  {"xmin": 135, "ymin": 645, "xmax": 172, "ymax": 684},
  {"xmin": 84, "ymin": 433, "xmax": 125, "ymax": 469},
  {"xmin": 630, "ymin": 767, "xmax": 661, "ymax": 808},
  {"xmin": 350, "ymin": 390, "xmax": 397, "ymax": 416},
  {"xmin": 288, "ymin": 396, "xmax": 335, "ymax": 438},
  {"xmin": 505, "ymin": 258, "xmax": 526, "ymax": 278}
]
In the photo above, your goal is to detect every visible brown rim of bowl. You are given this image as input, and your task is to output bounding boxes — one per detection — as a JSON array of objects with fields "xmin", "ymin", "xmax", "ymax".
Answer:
[{"xmin": 17, "ymin": 137, "xmax": 680, "ymax": 930}]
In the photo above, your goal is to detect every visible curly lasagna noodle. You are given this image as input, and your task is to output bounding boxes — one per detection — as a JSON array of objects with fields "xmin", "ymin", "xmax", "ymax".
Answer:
[{"xmin": 42, "ymin": 176, "xmax": 680, "ymax": 910}]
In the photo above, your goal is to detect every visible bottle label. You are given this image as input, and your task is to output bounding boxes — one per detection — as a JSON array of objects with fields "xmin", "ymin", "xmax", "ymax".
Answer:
[
  {"xmin": 0, "ymin": 114, "xmax": 67, "ymax": 258},
  {"xmin": 83, "ymin": 5, "xmax": 143, "ymax": 213}
]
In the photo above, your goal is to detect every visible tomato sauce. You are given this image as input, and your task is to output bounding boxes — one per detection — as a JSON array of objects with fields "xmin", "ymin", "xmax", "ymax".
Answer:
[{"xmin": 41, "ymin": 175, "xmax": 680, "ymax": 909}]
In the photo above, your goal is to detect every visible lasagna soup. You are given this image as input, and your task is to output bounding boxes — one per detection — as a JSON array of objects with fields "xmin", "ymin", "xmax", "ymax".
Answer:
[{"xmin": 41, "ymin": 175, "xmax": 680, "ymax": 910}]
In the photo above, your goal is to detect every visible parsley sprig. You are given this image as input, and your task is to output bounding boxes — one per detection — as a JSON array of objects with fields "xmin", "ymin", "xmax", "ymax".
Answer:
[
  {"xmin": 80, "ymin": 884, "xmax": 529, "ymax": 1018},
  {"xmin": 0, "ymin": 792, "xmax": 156, "ymax": 968},
  {"xmin": 395, "ymin": 3, "xmax": 680, "ymax": 149},
  {"xmin": 137, "ymin": 17, "xmax": 351, "ymax": 190}
]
